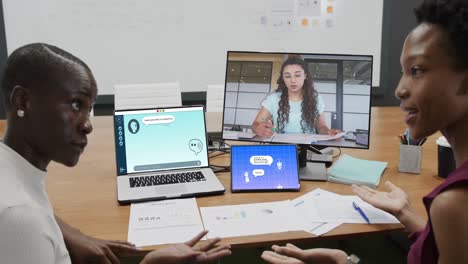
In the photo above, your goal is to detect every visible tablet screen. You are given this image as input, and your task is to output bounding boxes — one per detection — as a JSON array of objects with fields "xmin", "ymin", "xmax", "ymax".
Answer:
[{"xmin": 231, "ymin": 144, "xmax": 300, "ymax": 192}]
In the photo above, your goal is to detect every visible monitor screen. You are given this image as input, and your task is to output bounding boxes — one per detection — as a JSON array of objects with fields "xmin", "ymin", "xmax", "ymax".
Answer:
[{"xmin": 221, "ymin": 51, "xmax": 372, "ymax": 150}]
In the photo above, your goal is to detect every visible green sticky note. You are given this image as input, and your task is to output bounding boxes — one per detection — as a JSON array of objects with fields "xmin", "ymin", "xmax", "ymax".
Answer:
[{"xmin": 328, "ymin": 154, "xmax": 388, "ymax": 188}]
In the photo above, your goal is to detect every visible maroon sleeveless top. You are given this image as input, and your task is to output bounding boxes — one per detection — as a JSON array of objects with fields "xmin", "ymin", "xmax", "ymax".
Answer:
[{"xmin": 407, "ymin": 160, "xmax": 468, "ymax": 264}]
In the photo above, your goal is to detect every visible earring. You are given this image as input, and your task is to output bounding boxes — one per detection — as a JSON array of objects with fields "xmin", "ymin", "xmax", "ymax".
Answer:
[{"xmin": 17, "ymin": 109, "xmax": 24, "ymax": 118}]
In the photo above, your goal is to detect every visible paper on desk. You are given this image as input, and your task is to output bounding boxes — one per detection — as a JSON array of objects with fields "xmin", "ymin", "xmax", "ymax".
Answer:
[
  {"xmin": 238, "ymin": 131, "xmax": 256, "ymax": 139},
  {"xmin": 306, "ymin": 222, "xmax": 342, "ymax": 236},
  {"xmin": 270, "ymin": 132, "xmax": 347, "ymax": 144},
  {"xmin": 200, "ymin": 200, "xmax": 302, "ymax": 239},
  {"xmin": 301, "ymin": 195, "xmax": 400, "ymax": 224},
  {"xmin": 128, "ymin": 198, "xmax": 205, "ymax": 247},
  {"xmin": 270, "ymin": 133, "xmax": 317, "ymax": 144},
  {"xmin": 309, "ymin": 131, "xmax": 347, "ymax": 142},
  {"xmin": 291, "ymin": 188, "xmax": 342, "ymax": 236},
  {"xmin": 222, "ymin": 131, "xmax": 239, "ymax": 140}
]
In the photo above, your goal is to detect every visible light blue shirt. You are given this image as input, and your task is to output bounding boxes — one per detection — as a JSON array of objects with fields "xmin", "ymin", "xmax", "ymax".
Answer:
[{"xmin": 261, "ymin": 92, "xmax": 325, "ymax": 134}]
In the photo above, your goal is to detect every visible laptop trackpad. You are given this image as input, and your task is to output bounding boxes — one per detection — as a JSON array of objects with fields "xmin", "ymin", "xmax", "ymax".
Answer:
[{"xmin": 154, "ymin": 184, "xmax": 188, "ymax": 195}]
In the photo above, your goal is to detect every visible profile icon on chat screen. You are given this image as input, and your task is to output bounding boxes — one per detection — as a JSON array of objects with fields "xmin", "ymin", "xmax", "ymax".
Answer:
[{"xmin": 128, "ymin": 119, "xmax": 140, "ymax": 134}]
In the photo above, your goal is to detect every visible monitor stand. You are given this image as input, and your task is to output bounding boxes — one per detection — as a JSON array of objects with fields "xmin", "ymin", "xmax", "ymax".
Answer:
[{"xmin": 298, "ymin": 145, "xmax": 328, "ymax": 181}]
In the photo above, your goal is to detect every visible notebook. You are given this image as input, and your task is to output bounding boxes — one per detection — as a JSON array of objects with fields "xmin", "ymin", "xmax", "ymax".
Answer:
[
  {"xmin": 231, "ymin": 144, "xmax": 300, "ymax": 192},
  {"xmin": 327, "ymin": 154, "xmax": 388, "ymax": 188},
  {"xmin": 114, "ymin": 106, "xmax": 225, "ymax": 204}
]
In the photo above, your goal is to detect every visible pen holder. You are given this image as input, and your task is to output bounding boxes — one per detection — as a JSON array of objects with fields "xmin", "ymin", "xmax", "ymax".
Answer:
[{"xmin": 398, "ymin": 145, "xmax": 422, "ymax": 174}]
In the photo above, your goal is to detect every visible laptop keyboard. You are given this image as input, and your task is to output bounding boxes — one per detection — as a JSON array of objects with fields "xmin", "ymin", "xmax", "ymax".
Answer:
[{"xmin": 129, "ymin": 171, "xmax": 206, "ymax": 188}]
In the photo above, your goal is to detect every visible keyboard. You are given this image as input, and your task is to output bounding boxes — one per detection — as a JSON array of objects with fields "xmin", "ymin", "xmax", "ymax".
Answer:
[{"xmin": 129, "ymin": 171, "xmax": 206, "ymax": 188}]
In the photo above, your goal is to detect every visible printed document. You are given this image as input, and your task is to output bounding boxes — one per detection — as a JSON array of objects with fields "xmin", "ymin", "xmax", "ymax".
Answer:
[
  {"xmin": 291, "ymin": 188, "xmax": 342, "ymax": 236},
  {"xmin": 128, "ymin": 198, "xmax": 204, "ymax": 247},
  {"xmin": 200, "ymin": 200, "xmax": 301, "ymax": 238},
  {"xmin": 299, "ymin": 195, "xmax": 400, "ymax": 224}
]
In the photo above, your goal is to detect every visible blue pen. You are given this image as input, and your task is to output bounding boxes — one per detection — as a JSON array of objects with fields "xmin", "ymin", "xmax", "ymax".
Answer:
[{"xmin": 353, "ymin": 201, "xmax": 370, "ymax": 224}]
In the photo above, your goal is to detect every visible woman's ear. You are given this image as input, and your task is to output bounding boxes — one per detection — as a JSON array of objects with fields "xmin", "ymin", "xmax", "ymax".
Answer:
[{"xmin": 10, "ymin": 85, "xmax": 31, "ymax": 115}]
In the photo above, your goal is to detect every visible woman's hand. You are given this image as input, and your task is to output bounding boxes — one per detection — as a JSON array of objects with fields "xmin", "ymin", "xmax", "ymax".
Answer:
[
  {"xmin": 252, "ymin": 108, "xmax": 275, "ymax": 137},
  {"xmin": 262, "ymin": 243, "xmax": 348, "ymax": 264},
  {"xmin": 352, "ymin": 181, "xmax": 426, "ymax": 232},
  {"xmin": 352, "ymin": 181, "xmax": 409, "ymax": 217},
  {"xmin": 253, "ymin": 118, "xmax": 275, "ymax": 137},
  {"xmin": 141, "ymin": 231, "xmax": 231, "ymax": 264},
  {"xmin": 327, "ymin": 129, "xmax": 342, "ymax": 136}
]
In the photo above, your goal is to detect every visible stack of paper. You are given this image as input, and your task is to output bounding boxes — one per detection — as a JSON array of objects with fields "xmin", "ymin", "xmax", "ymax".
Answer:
[
  {"xmin": 291, "ymin": 189, "xmax": 343, "ymax": 236},
  {"xmin": 328, "ymin": 154, "xmax": 388, "ymax": 188},
  {"xmin": 127, "ymin": 189, "xmax": 400, "ymax": 246}
]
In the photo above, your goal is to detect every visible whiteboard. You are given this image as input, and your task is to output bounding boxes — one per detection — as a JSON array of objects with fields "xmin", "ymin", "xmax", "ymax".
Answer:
[{"xmin": 3, "ymin": 0, "xmax": 383, "ymax": 94}]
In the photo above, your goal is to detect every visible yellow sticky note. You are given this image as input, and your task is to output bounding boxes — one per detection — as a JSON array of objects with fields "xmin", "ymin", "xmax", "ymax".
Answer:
[
  {"xmin": 327, "ymin": 6, "xmax": 334, "ymax": 14},
  {"xmin": 301, "ymin": 18, "xmax": 309, "ymax": 26}
]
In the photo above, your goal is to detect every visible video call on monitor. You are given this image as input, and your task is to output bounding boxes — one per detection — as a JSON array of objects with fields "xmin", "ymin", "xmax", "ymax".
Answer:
[{"xmin": 222, "ymin": 51, "xmax": 373, "ymax": 149}]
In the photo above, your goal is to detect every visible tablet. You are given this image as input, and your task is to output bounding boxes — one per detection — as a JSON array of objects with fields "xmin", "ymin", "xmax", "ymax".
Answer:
[{"xmin": 231, "ymin": 144, "xmax": 300, "ymax": 192}]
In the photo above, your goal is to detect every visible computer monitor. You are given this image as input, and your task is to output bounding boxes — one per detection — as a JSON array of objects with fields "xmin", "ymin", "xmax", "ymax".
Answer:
[{"xmin": 221, "ymin": 51, "xmax": 372, "ymax": 179}]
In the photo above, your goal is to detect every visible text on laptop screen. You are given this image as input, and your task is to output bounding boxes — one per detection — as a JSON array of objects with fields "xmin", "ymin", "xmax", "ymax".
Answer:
[{"xmin": 114, "ymin": 106, "xmax": 209, "ymax": 175}]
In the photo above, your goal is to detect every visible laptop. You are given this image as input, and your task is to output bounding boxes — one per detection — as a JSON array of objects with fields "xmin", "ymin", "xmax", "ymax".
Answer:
[{"xmin": 113, "ymin": 105, "xmax": 225, "ymax": 204}]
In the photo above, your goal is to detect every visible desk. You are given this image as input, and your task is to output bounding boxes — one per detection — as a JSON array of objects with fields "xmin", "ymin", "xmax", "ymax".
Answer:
[{"xmin": 0, "ymin": 107, "xmax": 443, "ymax": 250}]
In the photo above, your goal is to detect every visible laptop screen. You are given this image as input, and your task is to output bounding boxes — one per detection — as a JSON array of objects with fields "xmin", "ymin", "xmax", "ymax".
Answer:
[{"xmin": 114, "ymin": 106, "xmax": 209, "ymax": 175}]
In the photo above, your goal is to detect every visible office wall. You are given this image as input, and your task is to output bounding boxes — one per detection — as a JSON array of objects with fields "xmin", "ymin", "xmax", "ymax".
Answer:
[
  {"xmin": 373, "ymin": 0, "xmax": 419, "ymax": 106},
  {"xmin": 0, "ymin": 0, "xmax": 419, "ymax": 119},
  {"xmin": 2, "ymin": 0, "xmax": 383, "ymax": 95}
]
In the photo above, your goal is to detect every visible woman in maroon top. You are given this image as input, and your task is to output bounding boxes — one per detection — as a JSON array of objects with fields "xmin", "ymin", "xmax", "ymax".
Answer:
[{"xmin": 261, "ymin": 0, "xmax": 468, "ymax": 263}]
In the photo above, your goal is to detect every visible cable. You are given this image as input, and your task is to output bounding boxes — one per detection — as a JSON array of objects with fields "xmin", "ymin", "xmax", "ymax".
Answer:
[
  {"xmin": 306, "ymin": 145, "xmax": 323, "ymax": 154},
  {"xmin": 208, "ymin": 140, "xmax": 231, "ymax": 155},
  {"xmin": 208, "ymin": 140, "xmax": 231, "ymax": 172},
  {"xmin": 209, "ymin": 162, "xmax": 230, "ymax": 173},
  {"xmin": 304, "ymin": 146, "xmax": 342, "ymax": 161},
  {"xmin": 332, "ymin": 147, "xmax": 342, "ymax": 158},
  {"xmin": 209, "ymin": 164, "xmax": 231, "ymax": 173},
  {"xmin": 209, "ymin": 150, "xmax": 230, "ymax": 159}
]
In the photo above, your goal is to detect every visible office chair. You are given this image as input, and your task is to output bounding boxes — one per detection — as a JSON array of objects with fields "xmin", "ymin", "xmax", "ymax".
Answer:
[
  {"xmin": 114, "ymin": 82, "xmax": 182, "ymax": 110},
  {"xmin": 205, "ymin": 84, "xmax": 224, "ymax": 112}
]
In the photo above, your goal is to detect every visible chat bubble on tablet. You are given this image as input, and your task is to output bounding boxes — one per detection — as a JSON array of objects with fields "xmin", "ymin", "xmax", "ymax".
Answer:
[
  {"xmin": 142, "ymin": 115, "xmax": 175, "ymax": 126},
  {"xmin": 250, "ymin": 156, "xmax": 273, "ymax": 166},
  {"xmin": 252, "ymin": 169, "xmax": 264, "ymax": 177}
]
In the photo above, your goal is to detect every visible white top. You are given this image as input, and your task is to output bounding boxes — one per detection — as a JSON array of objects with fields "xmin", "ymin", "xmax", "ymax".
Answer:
[
  {"xmin": 262, "ymin": 92, "xmax": 326, "ymax": 134},
  {"xmin": 0, "ymin": 142, "xmax": 71, "ymax": 264}
]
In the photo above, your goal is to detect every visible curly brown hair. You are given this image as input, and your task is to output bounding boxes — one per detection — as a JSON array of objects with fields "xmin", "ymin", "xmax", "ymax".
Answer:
[{"xmin": 276, "ymin": 57, "xmax": 319, "ymax": 133}]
